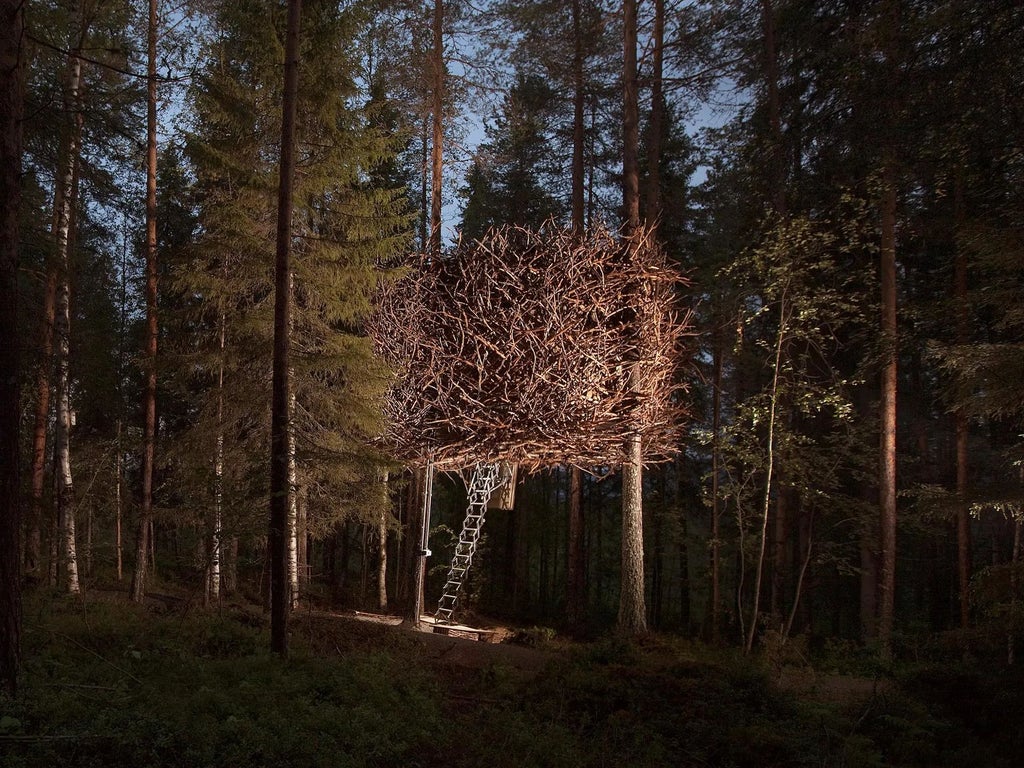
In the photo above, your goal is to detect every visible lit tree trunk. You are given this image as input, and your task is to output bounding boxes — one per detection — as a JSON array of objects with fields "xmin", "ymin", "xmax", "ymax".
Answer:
[
  {"xmin": 297, "ymin": 484, "xmax": 308, "ymax": 589},
  {"xmin": 28, "ymin": 243, "xmax": 58, "ymax": 581},
  {"xmin": 619, "ymin": 435, "xmax": 646, "ymax": 632},
  {"xmin": 878, "ymin": 162, "xmax": 898, "ymax": 657},
  {"xmin": 54, "ymin": 38, "xmax": 84, "ymax": 597},
  {"xmin": 761, "ymin": 0, "xmax": 792, "ymax": 627},
  {"xmin": 408, "ymin": 464, "xmax": 432, "ymax": 627},
  {"xmin": 617, "ymin": 0, "xmax": 646, "ymax": 635},
  {"xmin": 131, "ymin": 0, "xmax": 159, "ymax": 603},
  {"xmin": 270, "ymin": 0, "xmax": 302, "ymax": 657},
  {"xmin": 953, "ymin": 170, "xmax": 971, "ymax": 631},
  {"xmin": 419, "ymin": 117, "xmax": 429, "ymax": 252},
  {"xmin": 287, "ymin": 271, "xmax": 298, "ymax": 610},
  {"xmin": 287, "ymin": 393, "xmax": 299, "ymax": 610},
  {"xmin": 710, "ymin": 325, "xmax": 723, "ymax": 643},
  {"xmin": 746, "ymin": 288, "xmax": 787, "ymax": 653},
  {"xmin": 28, "ymin": 3, "xmax": 90, "ymax": 579},
  {"xmin": 428, "ymin": 0, "xmax": 443, "ymax": 255},
  {"xmin": 223, "ymin": 536, "xmax": 238, "ymax": 594},
  {"xmin": 1009, "ymin": 508, "xmax": 1020, "ymax": 666},
  {"xmin": 210, "ymin": 305, "xmax": 226, "ymax": 602},
  {"xmin": 378, "ymin": 477, "xmax": 389, "ymax": 611},
  {"xmin": 566, "ymin": 0, "xmax": 586, "ymax": 629},
  {"xmin": 567, "ymin": 467, "xmax": 585, "ymax": 626},
  {"xmin": 0, "ymin": 0, "xmax": 25, "ymax": 696},
  {"xmin": 115, "ymin": 419, "xmax": 123, "ymax": 581},
  {"xmin": 114, "ymin": 217, "xmax": 129, "ymax": 583}
]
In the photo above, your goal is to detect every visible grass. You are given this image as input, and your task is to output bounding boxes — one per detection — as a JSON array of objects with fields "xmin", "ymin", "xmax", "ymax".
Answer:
[{"xmin": 2, "ymin": 592, "xmax": 1023, "ymax": 767}]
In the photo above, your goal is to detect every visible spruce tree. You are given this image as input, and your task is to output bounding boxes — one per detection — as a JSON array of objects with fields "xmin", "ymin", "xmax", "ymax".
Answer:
[{"xmin": 170, "ymin": 0, "xmax": 412, "ymax": 601}]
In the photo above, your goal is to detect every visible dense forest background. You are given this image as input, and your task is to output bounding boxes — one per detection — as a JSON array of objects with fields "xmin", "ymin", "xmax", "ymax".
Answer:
[{"xmin": 3, "ymin": 0, "xmax": 1024, "ymax": 695}]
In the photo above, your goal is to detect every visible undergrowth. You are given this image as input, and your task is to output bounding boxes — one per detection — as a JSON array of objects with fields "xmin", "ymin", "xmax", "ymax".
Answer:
[{"xmin": 2, "ymin": 594, "xmax": 1022, "ymax": 767}]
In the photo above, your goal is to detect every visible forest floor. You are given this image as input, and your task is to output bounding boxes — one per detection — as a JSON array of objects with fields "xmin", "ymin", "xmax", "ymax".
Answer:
[{"xmin": 3, "ymin": 589, "xmax": 1024, "ymax": 767}]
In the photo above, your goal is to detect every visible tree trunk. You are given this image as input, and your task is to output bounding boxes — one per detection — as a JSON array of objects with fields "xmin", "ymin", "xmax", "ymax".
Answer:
[
  {"xmin": 270, "ymin": 0, "xmax": 302, "ymax": 657},
  {"xmin": 0, "ymin": 0, "xmax": 25, "ymax": 696},
  {"xmin": 288, "ymin": 395, "xmax": 299, "ymax": 610},
  {"xmin": 54, "ymin": 38, "xmax": 84, "ymax": 597},
  {"xmin": 618, "ymin": 434, "xmax": 646, "ymax": 633},
  {"xmin": 710, "ymin": 326, "xmax": 723, "ymax": 642},
  {"xmin": 746, "ymin": 294, "xmax": 786, "ymax": 653},
  {"xmin": 115, "ymin": 419, "xmax": 123, "ymax": 581},
  {"xmin": 378, "ymin": 473, "xmax": 389, "ymax": 611},
  {"xmin": 223, "ymin": 536, "xmax": 238, "ymax": 594},
  {"xmin": 617, "ymin": 0, "xmax": 645, "ymax": 635},
  {"xmin": 878, "ymin": 163, "xmax": 898, "ymax": 657},
  {"xmin": 210, "ymin": 306, "xmax": 225, "ymax": 602},
  {"xmin": 567, "ymin": 467, "xmax": 585, "ymax": 627},
  {"xmin": 622, "ymin": 0, "xmax": 640, "ymax": 232},
  {"xmin": 645, "ymin": 0, "xmax": 664, "ymax": 226},
  {"xmin": 1009, "ymin": 511, "xmax": 1020, "ymax": 665},
  {"xmin": 565, "ymin": 0, "xmax": 588, "ymax": 630},
  {"xmin": 408, "ymin": 464, "xmax": 433, "ymax": 627},
  {"xmin": 298, "ymin": 484, "xmax": 308, "ymax": 589},
  {"xmin": 28, "ymin": 0, "xmax": 91, "ymax": 580},
  {"xmin": 428, "ymin": 0, "xmax": 443, "ymax": 256},
  {"xmin": 570, "ymin": 0, "xmax": 585, "ymax": 232},
  {"xmin": 953, "ymin": 170, "xmax": 971, "ymax": 631},
  {"xmin": 131, "ymin": 0, "xmax": 159, "ymax": 603},
  {"xmin": 27, "ymin": 231, "xmax": 58, "ymax": 581}
]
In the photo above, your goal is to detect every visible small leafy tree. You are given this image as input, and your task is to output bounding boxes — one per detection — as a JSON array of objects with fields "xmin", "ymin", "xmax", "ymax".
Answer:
[{"xmin": 719, "ymin": 208, "xmax": 873, "ymax": 650}]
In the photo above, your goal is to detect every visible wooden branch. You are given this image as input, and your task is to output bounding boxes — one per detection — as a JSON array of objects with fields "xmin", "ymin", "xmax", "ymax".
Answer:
[{"xmin": 370, "ymin": 223, "xmax": 694, "ymax": 471}]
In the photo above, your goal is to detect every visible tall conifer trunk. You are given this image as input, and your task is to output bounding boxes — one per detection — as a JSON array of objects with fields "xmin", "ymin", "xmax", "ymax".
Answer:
[
  {"xmin": 1, "ymin": 0, "xmax": 25, "ymax": 696},
  {"xmin": 878, "ymin": 162, "xmax": 898, "ymax": 656},
  {"xmin": 271, "ymin": 0, "xmax": 302, "ymax": 656},
  {"xmin": 618, "ymin": 0, "xmax": 646, "ymax": 635},
  {"xmin": 646, "ymin": 0, "xmax": 664, "ymax": 226},
  {"xmin": 210, "ymin": 304, "xmax": 226, "ymax": 602},
  {"xmin": 287, "ymin": 274, "xmax": 299, "ymax": 610},
  {"xmin": 566, "ymin": 0, "xmax": 587, "ymax": 630},
  {"xmin": 429, "ymin": 0, "xmax": 443, "ymax": 255},
  {"xmin": 953, "ymin": 171, "xmax": 971, "ymax": 631},
  {"xmin": 710, "ymin": 328, "xmax": 723, "ymax": 642},
  {"xmin": 131, "ymin": 0, "xmax": 159, "ymax": 603}
]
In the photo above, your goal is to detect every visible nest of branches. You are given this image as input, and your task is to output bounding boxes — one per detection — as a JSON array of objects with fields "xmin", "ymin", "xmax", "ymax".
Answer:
[{"xmin": 371, "ymin": 223, "xmax": 692, "ymax": 471}]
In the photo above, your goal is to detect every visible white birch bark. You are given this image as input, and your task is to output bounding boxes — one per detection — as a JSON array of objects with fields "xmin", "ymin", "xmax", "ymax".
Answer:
[
  {"xmin": 210, "ymin": 306, "xmax": 225, "ymax": 601},
  {"xmin": 378, "ymin": 472, "xmax": 389, "ymax": 610},
  {"xmin": 54, "ymin": 49, "xmax": 82, "ymax": 597}
]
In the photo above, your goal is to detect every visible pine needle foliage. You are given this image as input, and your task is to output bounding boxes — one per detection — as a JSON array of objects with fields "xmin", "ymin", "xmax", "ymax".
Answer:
[{"xmin": 166, "ymin": 0, "xmax": 413, "ymax": 546}]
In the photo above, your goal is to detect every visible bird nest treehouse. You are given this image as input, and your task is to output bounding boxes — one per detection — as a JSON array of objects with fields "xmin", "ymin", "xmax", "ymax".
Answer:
[{"xmin": 370, "ymin": 223, "xmax": 691, "ymax": 625}]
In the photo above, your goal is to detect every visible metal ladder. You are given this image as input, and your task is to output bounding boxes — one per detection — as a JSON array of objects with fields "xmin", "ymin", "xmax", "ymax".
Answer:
[{"xmin": 435, "ymin": 462, "xmax": 505, "ymax": 624}]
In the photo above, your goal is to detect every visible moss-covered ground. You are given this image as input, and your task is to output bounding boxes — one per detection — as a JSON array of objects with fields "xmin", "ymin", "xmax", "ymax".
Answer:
[{"xmin": 2, "ymin": 593, "xmax": 1022, "ymax": 767}]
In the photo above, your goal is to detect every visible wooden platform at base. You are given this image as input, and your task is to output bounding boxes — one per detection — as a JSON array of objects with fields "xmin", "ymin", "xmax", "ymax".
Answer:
[{"xmin": 420, "ymin": 615, "xmax": 496, "ymax": 643}]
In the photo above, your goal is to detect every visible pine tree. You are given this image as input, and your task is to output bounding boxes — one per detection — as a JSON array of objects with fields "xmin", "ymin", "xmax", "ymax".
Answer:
[
  {"xmin": 459, "ymin": 71, "xmax": 564, "ymax": 239},
  {"xmin": 170, "ymin": 0, "xmax": 412, "ymax": 607}
]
